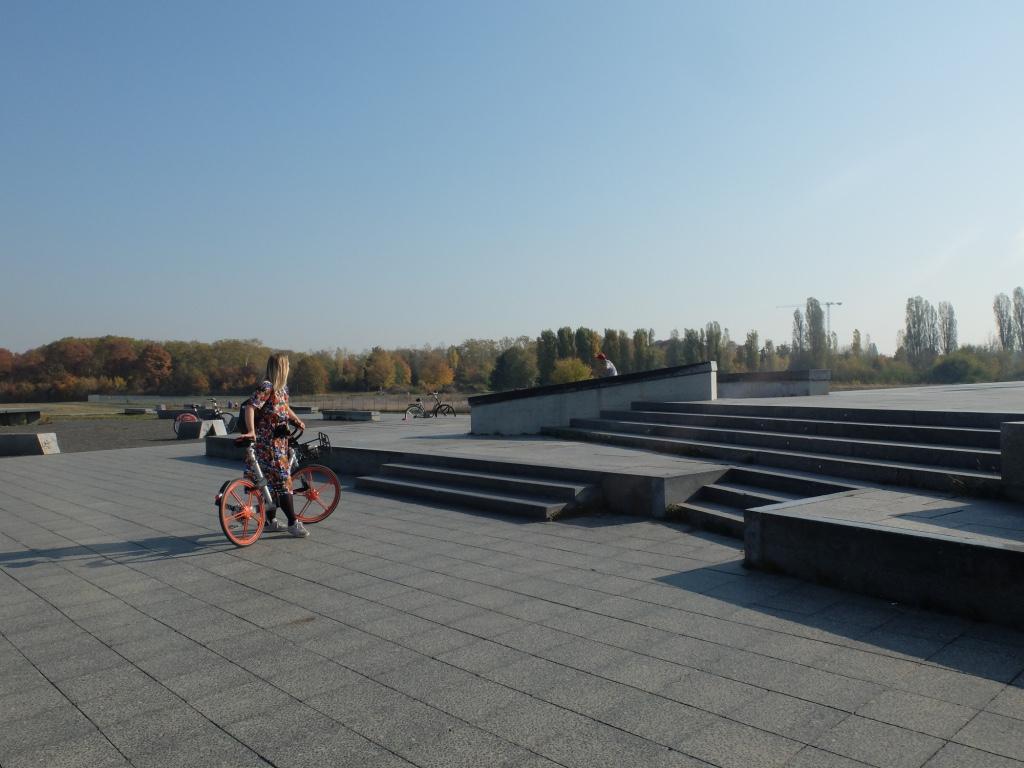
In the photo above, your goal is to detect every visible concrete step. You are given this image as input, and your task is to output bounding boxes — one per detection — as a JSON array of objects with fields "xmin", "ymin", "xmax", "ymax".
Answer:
[
  {"xmin": 668, "ymin": 500, "xmax": 745, "ymax": 539},
  {"xmin": 630, "ymin": 401, "xmax": 1023, "ymax": 430},
  {"xmin": 696, "ymin": 482, "xmax": 798, "ymax": 509},
  {"xmin": 380, "ymin": 463, "xmax": 588, "ymax": 501},
  {"xmin": 355, "ymin": 475, "xmax": 569, "ymax": 520},
  {"xmin": 541, "ymin": 426, "xmax": 1003, "ymax": 496},
  {"xmin": 721, "ymin": 466, "xmax": 856, "ymax": 497},
  {"xmin": 570, "ymin": 418, "xmax": 1001, "ymax": 473},
  {"xmin": 601, "ymin": 409, "xmax": 1001, "ymax": 449}
]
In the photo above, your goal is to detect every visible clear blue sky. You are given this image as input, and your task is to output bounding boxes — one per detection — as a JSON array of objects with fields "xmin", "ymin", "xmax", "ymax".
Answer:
[{"xmin": 3, "ymin": 1, "xmax": 1023, "ymax": 355}]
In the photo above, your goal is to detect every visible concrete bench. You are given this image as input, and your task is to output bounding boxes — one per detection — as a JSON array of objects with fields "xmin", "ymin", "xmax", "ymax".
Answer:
[
  {"xmin": 290, "ymin": 405, "xmax": 318, "ymax": 415},
  {"xmin": 176, "ymin": 419, "xmax": 228, "ymax": 439},
  {"xmin": 0, "ymin": 409, "xmax": 42, "ymax": 426},
  {"xmin": 322, "ymin": 410, "xmax": 380, "ymax": 422},
  {"xmin": 0, "ymin": 433, "xmax": 60, "ymax": 456},
  {"xmin": 123, "ymin": 408, "xmax": 156, "ymax": 415}
]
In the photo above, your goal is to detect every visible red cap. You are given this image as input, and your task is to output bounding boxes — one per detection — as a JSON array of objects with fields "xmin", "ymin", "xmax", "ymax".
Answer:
[{"xmin": 595, "ymin": 353, "xmax": 607, "ymax": 360}]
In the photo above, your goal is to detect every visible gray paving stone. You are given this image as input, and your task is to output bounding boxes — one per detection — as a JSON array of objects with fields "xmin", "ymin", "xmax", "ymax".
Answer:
[
  {"xmin": 924, "ymin": 743, "xmax": 1024, "ymax": 767},
  {"xmin": 895, "ymin": 666, "xmax": 1008, "ymax": 709},
  {"xmin": 784, "ymin": 746, "xmax": 874, "ymax": 767},
  {"xmin": 593, "ymin": 687, "xmax": 718, "ymax": 746},
  {"xmin": 535, "ymin": 715, "xmax": 717, "ymax": 768},
  {"xmin": 954, "ymin": 711, "xmax": 1024, "ymax": 762},
  {"xmin": 657, "ymin": 668, "xmax": 764, "ymax": 715},
  {"xmin": 0, "ymin": 704, "xmax": 99, "ymax": 759},
  {"xmin": 309, "ymin": 679, "xmax": 463, "ymax": 750},
  {"xmin": 377, "ymin": 656, "xmax": 524, "ymax": 720},
  {"xmin": 987, "ymin": 685, "xmax": 1024, "ymax": 720},
  {"xmin": 436, "ymin": 638, "xmax": 533, "ymax": 673},
  {"xmin": 770, "ymin": 665, "xmax": 887, "ymax": 711},
  {"xmin": 392, "ymin": 724, "xmax": 536, "ymax": 768},
  {"xmin": 929, "ymin": 638, "xmax": 1024, "ymax": 684},
  {"xmin": 595, "ymin": 649, "xmax": 690, "ymax": 692},
  {"xmin": 338, "ymin": 638, "xmax": 424, "ymax": 677},
  {"xmin": 397, "ymin": 624, "xmax": 480, "ymax": 656},
  {"xmin": 478, "ymin": 696, "xmax": 601, "ymax": 749},
  {"xmin": 730, "ymin": 690, "xmax": 848, "ymax": 743},
  {"xmin": 230, "ymin": 706, "xmax": 412, "ymax": 768},
  {"xmin": 491, "ymin": 622, "xmax": 576, "ymax": 653},
  {"xmin": 813, "ymin": 715, "xmax": 945, "ymax": 768},
  {"xmin": 855, "ymin": 689, "xmax": 978, "ymax": 739},
  {"xmin": 815, "ymin": 646, "xmax": 922, "ymax": 686},
  {"xmin": 485, "ymin": 654, "xmax": 588, "ymax": 695},
  {"xmin": 537, "ymin": 668, "xmax": 639, "ymax": 715},
  {"xmin": 261, "ymin": 656, "xmax": 363, "ymax": 701},
  {"xmin": 0, "ymin": 682, "xmax": 69, "ymax": 724},
  {"xmin": 674, "ymin": 717, "xmax": 804, "ymax": 768},
  {"xmin": 2, "ymin": 729, "xmax": 132, "ymax": 768}
]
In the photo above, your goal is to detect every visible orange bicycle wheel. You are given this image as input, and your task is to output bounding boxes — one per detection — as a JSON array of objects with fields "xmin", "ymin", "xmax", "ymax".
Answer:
[
  {"xmin": 219, "ymin": 478, "xmax": 266, "ymax": 546},
  {"xmin": 174, "ymin": 412, "xmax": 199, "ymax": 435},
  {"xmin": 292, "ymin": 465, "xmax": 341, "ymax": 523}
]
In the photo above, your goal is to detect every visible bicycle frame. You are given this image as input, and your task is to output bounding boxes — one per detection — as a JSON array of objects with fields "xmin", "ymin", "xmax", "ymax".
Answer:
[{"xmin": 243, "ymin": 431, "xmax": 331, "ymax": 506}]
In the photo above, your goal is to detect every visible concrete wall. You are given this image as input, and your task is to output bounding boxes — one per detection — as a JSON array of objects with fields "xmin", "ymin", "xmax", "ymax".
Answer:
[
  {"xmin": 745, "ymin": 507, "xmax": 1024, "ymax": 630},
  {"xmin": 1001, "ymin": 421, "xmax": 1024, "ymax": 502},
  {"xmin": 469, "ymin": 362, "xmax": 716, "ymax": 436},
  {"xmin": 717, "ymin": 369, "xmax": 830, "ymax": 398}
]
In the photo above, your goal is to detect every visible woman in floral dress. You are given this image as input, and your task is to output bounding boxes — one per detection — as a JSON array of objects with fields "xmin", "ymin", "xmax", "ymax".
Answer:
[{"xmin": 239, "ymin": 353, "xmax": 309, "ymax": 537}]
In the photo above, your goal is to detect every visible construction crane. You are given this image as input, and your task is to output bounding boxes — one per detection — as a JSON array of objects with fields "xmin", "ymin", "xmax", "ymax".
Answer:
[{"xmin": 777, "ymin": 301, "xmax": 844, "ymax": 338}]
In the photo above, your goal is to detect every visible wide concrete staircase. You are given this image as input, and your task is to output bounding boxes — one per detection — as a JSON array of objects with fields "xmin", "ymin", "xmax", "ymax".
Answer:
[
  {"xmin": 355, "ymin": 460, "xmax": 599, "ymax": 520},
  {"xmin": 669, "ymin": 466, "xmax": 856, "ymax": 539},
  {"xmin": 543, "ymin": 401, "xmax": 1010, "ymax": 497}
]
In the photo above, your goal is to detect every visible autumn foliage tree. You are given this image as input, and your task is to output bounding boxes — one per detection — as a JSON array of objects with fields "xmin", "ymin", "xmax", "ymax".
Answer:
[
  {"xmin": 418, "ymin": 352, "xmax": 454, "ymax": 392},
  {"xmin": 291, "ymin": 356, "xmax": 329, "ymax": 394}
]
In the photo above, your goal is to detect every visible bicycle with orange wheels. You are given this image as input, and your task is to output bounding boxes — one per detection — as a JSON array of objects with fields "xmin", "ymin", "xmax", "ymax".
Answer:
[{"xmin": 215, "ymin": 425, "xmax": 341, "ymax": 546}]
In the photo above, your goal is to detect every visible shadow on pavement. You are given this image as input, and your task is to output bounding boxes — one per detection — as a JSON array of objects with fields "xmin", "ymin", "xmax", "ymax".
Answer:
[{"xmin": 0, "ymin": 533, "xmax": 229, "ymax": 569}]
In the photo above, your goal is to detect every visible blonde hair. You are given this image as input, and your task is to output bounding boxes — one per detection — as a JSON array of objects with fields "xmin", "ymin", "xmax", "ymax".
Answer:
[{"xmin": 265, "ymin": 353, "xmax": 290, "ymax": 392}]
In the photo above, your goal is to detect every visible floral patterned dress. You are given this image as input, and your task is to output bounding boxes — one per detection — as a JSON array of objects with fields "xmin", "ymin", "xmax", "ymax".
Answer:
[{"xmin": 245, "ymin": 381, "xmax": 293, "ymax": 494}]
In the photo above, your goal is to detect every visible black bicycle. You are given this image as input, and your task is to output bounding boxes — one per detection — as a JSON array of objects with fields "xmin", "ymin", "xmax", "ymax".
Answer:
[{"xmin": 404, "ymin": 392, "xmax": 456, "ymax": 419}]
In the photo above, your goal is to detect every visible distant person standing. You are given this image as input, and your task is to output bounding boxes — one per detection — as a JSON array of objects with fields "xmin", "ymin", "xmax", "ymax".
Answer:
[{"xmin": 594, "ymin": 352, "xmax": 618, "ymax": 378}]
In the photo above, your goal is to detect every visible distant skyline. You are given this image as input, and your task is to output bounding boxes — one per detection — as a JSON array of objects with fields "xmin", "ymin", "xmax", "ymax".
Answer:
[{"xmin": 3, "ymin": 1, "xmax": 1023, "ymax": 356}]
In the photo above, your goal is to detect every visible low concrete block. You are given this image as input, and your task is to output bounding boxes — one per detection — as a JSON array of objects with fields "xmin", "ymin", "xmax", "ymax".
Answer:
[
  {"xmin": 322, "ymin": 410, "xmax": 380, "ymax": 422},
  {"xmin": 290, "ymin": 405, "xmax": 318, "ymax": 414},
  {"xmin": 0, "ymin": 433, "xmax": 60, "ymax": 456},
  {"xmin": 123, "ymin": 407, "xmax": 156, "ymax": 415},
  {"xmin": 0, "ymin": 409, "xmax": 42, "ymax": 426},
  {"xmin": 177, "ymin": 419, "xmax": 227, "ymax": 439}
]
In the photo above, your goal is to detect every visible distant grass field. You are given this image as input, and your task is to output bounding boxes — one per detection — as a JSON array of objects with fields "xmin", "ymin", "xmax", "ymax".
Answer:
[{"xmin": 1, "ymin": 402, "xmax": 129, "ymax": 419}]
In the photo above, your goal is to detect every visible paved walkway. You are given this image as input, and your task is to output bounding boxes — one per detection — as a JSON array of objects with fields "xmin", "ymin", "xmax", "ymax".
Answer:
[
  {"xmin": 718, "ymin": 380, "xmax": 1024, "ymax": 413},
  {"xmin": 2, "ymin": 441, "xmax": 1024, "ymax": 767}
]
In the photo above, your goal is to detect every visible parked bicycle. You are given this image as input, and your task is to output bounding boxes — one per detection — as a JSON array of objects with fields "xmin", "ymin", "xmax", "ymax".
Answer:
[
  {"xmin": 173, "ymin": 398, "xmax": 236, "ymax": 435},
  {"xmin": 214, "ymin": 426, "xmax": 340, "ymax": 546},
  {"xmin": 404, "ymin": 392, "xmax": 456, "ymax": 419}
]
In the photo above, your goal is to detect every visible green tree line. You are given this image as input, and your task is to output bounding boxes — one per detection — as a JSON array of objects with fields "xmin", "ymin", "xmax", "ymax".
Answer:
[{"xmin": 3, "ymin": 291, "xmax": 1024, "ymax": 401}]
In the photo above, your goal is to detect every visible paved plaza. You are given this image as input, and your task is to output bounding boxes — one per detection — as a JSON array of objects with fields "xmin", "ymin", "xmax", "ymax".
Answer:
[{"xmin": 2, "ymin": 433, "xmax": 1024, "ymax": 767}]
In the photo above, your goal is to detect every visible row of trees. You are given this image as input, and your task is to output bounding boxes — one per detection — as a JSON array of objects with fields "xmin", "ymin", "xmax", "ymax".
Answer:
[{"xmin": 3, "ymin": 290, "xmax": 1024, "ymax": 400}]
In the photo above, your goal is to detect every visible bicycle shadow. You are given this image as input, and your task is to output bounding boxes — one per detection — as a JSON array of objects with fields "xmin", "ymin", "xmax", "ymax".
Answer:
[{"xmin": 0, "ymin": 533, "xmax": 230, "ymax": 569}]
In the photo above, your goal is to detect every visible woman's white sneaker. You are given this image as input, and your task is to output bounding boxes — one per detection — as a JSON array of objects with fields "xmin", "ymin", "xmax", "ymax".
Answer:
[{"xmin": 288, "ymin": 521, "xmax": 309, "ymax": 538}]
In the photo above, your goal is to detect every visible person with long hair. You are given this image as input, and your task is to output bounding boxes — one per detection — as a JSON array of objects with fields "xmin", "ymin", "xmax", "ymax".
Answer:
[{"xmin": 239, "ymin": 353, "xmax": 309, "ymax": 537}]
